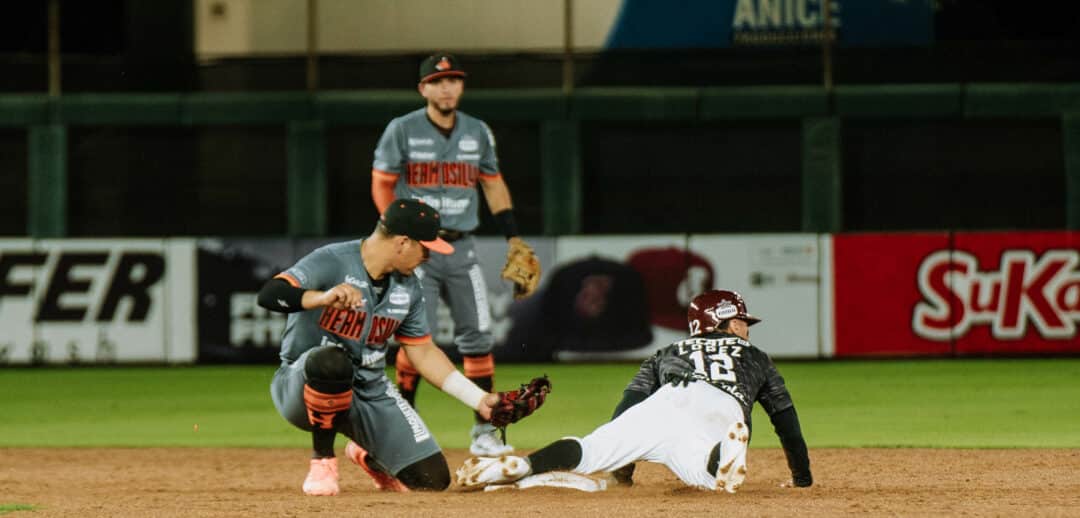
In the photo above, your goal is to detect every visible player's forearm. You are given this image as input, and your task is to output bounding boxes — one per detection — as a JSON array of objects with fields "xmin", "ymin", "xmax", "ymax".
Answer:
[
  {"xmin": 479, "ymin": 175, "xmax": 513, "ymax": 214},
  {"xmin": 257, "ymin": 278, "xmax": 306, "ymax": 313},
  {"xmin": 403, "ymin": 342, "xmax": 456, "ymax": 387},
  {"xmin": 405, "ymin": 342, "xmax": 492, "ymax": 413},
  {"xmin": 769, "ymin": 406, "xmax": 812, "ymax": 486},
  {"xmin": 371, "ymin": 170, "xmax": 398, "ymax": 213},
  {"xmin": 611, "ymin": 389, "xmax": 649, "ymax": 420}
]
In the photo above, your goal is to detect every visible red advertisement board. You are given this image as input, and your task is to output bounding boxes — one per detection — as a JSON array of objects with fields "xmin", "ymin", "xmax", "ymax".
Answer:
[{"xmin": 834, "ymin": 232, "xmax": 1079, "ymax": 357}]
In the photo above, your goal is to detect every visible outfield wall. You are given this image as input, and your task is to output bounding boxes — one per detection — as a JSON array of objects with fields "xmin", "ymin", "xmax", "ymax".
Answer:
[{"xmin": 0, "ymin": 232, "xmax": 1075, "ymax": 365}]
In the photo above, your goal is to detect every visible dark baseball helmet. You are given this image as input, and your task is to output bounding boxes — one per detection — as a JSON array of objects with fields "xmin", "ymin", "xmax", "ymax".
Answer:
[{"xmin": 687, "ymin": 290, "xmax": 761, "ymax": 336}]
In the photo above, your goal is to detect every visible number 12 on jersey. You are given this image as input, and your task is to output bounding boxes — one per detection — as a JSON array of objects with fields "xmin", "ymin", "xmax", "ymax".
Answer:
[{"xmin": 688, "ymin": 349, "xmax": 736, "ymax": 382}]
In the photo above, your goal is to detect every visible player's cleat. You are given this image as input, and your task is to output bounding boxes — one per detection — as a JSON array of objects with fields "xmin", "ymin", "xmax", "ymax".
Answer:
[
  {"xmin": 456, "ymin": 455, "xmax": 531, "ymax": 488},
  {"xmin": 715, "ymin": 421, "xmax": 750, "ymax": 494},
  {"xmin": 484, "ymin": 472, "xmax": 608, "ymax": 493},
  {"xmin": 302, "ymin": 457, "xmax": 340, "ymax": 496},
  {"xmin": 469, "ymin": 423, "xmax": 514, "ymax": 456},
  {"xmin": 344, "ymin": 440, "xmax": 410, "ymax": 492}
]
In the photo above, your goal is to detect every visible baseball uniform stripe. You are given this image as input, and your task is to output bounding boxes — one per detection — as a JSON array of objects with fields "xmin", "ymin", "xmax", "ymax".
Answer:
[
  {"xmin": 274, "ymin": 273, "xmax": 300, "ymax": 288},
  {"xmin": 468, "ymin": 264, "xmax": 492, "ymax": 332},
  {"xmin": 463, "ymin": 353, "xmax": 495, "ymax": 378},
  {"xmin": 395, "ymin": 334, "xmax": 432, "ymax": 346}
]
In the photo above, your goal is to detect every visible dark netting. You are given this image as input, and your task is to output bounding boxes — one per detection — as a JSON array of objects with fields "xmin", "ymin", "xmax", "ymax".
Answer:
[
  {"xmin": 66, "ymin": 126, "xmax": 287, "ymax": 236},
  {"xmin": 842, "ymin": 119, "xmax": 1065, "ymax": 231},
  {"xmin": 581, "ymin": 122, "xmax": 802, "ymax": 234},
  {"xmin": 0, "ymin": 129, "xmax": 28, "ymax": 236}
]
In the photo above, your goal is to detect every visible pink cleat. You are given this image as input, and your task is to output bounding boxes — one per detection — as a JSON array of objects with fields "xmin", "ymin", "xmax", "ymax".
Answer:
[
  {"xmin": 345, "ymin": 440, "xmax": 410, "ymax": 492},
  {"xmin": 302, "ymin": 457, "xmax": 340, "ymax": 496}
]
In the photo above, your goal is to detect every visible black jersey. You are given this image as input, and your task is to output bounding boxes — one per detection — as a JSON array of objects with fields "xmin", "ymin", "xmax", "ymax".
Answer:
[{"xmin": 625, "ymin": 331, "xmax": 794, "ymax": 422}]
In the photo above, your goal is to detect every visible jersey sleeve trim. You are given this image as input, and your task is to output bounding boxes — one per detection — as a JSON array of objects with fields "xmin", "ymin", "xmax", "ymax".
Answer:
[
  {"xmin": 274, "ymin": 273, "xmax": 301, "ymax": 288},
  {"xmin": 478, "ymin": 171, "xmax": 502, "ymax": 181},
  {"xmin": 373, "ymin": 168, "xmax": 400, "ymax": 178},
  {"xmin": 396, "ymin": 334, "xmax": 431, "ymax": 346}
]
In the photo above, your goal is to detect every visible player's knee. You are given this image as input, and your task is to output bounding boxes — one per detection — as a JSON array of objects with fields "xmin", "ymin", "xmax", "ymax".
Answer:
[
  {"xmin": 304, "ymin": 346, "xmax": 352, "ymax": 393},
  {"xmin": 396, "ymin": 452, "xmax": 451, "ymax": 491}
]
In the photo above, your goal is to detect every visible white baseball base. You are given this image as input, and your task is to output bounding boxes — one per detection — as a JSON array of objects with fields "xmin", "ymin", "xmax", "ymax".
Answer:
[{"xmin": 483, "ymin": 472, "xmax": 608, "ymax": 493}]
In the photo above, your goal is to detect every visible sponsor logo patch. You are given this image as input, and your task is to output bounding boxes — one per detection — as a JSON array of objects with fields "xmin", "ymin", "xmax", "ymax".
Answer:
[
  {"xmin": 458, "ymin": 138, "xmax": 478, "ymax": 152},
  {"xmin": 389, "ymin": 291, "xmax": 410, "ymax": 305},
  {"xmin": 707, "ymin": 301, "xmax": 738, "ymax": 321},
  {"xmin": 408, "ymin": 138, "xmax": 434, "ymax": 147},
  {"xmin": 409, "ymin": 151, "xmax": 437, "ymax": 160},
  {"xmin": 344, "ymin": 275, "xmax": 366, "ymax": 289}
]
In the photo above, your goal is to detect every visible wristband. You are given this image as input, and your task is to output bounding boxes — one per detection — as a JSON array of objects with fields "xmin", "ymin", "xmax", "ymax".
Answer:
[
  {"xmin": 493, "ymin": 209, "xmax": 519, "ymax": 239},
  {"xmin": 441, "ymin": 371, "xmax": 487, "ymax": 410}
]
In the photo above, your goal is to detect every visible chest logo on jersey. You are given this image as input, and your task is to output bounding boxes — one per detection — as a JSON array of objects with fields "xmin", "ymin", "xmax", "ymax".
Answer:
[
  {"xmin": 318, "ymin": 307, "xmax": 402, "ymax": 345},
  {"xmin": 406, "ymin": 161, "xmax": 480, "ymax": 188},
  {"xmin": 367, "ymin": 315, "xmax": 402, "ymax": 345},
  {"xmin": 458, "ymin": 137, "xmax": 479, "ymax": 152},
  {"xmin": 389, "ymin": 291, "xmax": 410, "ymax": 305},
  {"xmin": 319, "ymin": 308, "xmax": 367, "ymax": 341},
  {"xmin": 409, "ymin": 138, "xmax": 434, "ymax": 147}
]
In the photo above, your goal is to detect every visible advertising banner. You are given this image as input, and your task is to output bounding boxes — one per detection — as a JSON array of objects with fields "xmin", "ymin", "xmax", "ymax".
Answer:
[
  {"xmin": 833, "ymin": 232, "xmax": 1080, "ymax": 357},
  {"xmin": 0, "ymin": 239, "xmax": 196, "ymax": 365},
  {"xmin": 538, "ymin": 234, "xmax": 824, "ymax": 361},
  {"xmin": 605, "ymin": 0, "xmax": 933, "ymax": 49}
]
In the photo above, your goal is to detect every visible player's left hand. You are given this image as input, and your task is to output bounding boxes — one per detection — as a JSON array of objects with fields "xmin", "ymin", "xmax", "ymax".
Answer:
[
  {"xmin": 476, "ymin": 393, "xmax": 499, "ymax": 421},
  {"xmin": 502, "ymin": 237, "xmax": 541, "ymax": 299},
  {"xmin": 489, "ymin": 375, "xmax": 551, "ymax": 428},
  {"xmin": 658, "ymin": 349, "xmax": 698, "ymax": 387}
]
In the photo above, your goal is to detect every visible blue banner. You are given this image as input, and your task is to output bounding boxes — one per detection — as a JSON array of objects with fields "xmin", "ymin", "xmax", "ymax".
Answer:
[{"xmin": 605, "ymin": 0, "xmax": 933, "ymax": 49}]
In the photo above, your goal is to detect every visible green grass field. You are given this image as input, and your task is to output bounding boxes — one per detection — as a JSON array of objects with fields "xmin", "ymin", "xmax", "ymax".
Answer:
[{"xmin": 1, "ymin": 359, "xmax": 1078, "ymax": 449}]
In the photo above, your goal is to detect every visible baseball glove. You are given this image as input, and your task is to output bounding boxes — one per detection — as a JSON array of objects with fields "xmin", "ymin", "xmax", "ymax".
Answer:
[
  {"xmin": 501, "ymin": 237, "xmax": 541, "ymax": 299},
  {"xmin": 489, "ymin": 375, "xmax": 551, "ymax": 428}
]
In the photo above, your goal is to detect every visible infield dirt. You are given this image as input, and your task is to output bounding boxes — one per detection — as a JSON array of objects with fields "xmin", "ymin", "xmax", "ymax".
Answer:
[{"xmin": 2, "ymin": 448, "xmax": 1079, "ymax": 517}]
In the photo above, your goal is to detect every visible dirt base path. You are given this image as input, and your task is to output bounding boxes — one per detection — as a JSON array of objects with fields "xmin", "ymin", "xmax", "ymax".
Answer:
[{"xmin": 3, "ymin": 448, "xmax": 1079, "ymax": 517}]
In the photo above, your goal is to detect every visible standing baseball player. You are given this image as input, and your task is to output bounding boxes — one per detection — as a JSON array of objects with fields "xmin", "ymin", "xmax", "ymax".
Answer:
[
  {"xmin": 458, "ymin": 290, "xmax": 813, "ymax": 493},
  {"xmin": 371, "ymin": 52, "xmax": 541, "ymax": 456},
  {"xmin": 258, "ymin": 199, "xmax": 507, "ymax": 496}
]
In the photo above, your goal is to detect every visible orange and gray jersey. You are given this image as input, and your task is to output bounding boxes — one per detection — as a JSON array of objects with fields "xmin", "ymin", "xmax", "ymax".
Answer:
[
  {"xmin": 372, "ymin": 108, "xmax": 501, "ymax": 232},
  {"xmin": 274, "ymin": 240, "xmax": 430, "ymax": 397}
]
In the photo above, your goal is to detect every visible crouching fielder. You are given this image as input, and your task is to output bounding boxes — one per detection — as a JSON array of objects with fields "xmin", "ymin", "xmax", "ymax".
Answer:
[{"xmin": 458, "ymin": 290, "xmax": 812, "ymax": 493}]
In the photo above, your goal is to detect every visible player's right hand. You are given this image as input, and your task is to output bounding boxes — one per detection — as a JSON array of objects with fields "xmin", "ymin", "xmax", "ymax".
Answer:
[{"xmin": 315, "ymin": 283, "xmax": 364, "ymax": 310}]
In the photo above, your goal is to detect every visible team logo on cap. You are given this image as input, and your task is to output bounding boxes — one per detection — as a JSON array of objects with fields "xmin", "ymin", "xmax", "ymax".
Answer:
[
  {"xmin": 707, "ymin": 300, "xmax": 738, "ymax": 321},
  {"xmin": 436, "ymin": 57, "xmax": 451, "ymax": 71}
]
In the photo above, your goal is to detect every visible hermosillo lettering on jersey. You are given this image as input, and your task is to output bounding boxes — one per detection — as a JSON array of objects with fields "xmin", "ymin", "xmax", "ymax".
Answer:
[
  {"xmin": 367, "ymin": 315, "xmax": 402, "ymax": 345},
  {"xmin": 318, "ymin": 307, "xmax": 366, "ymax": 341},
  {"xmin": 406, "ymin": 162, "xmax": 480, "ymax": 188}
]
